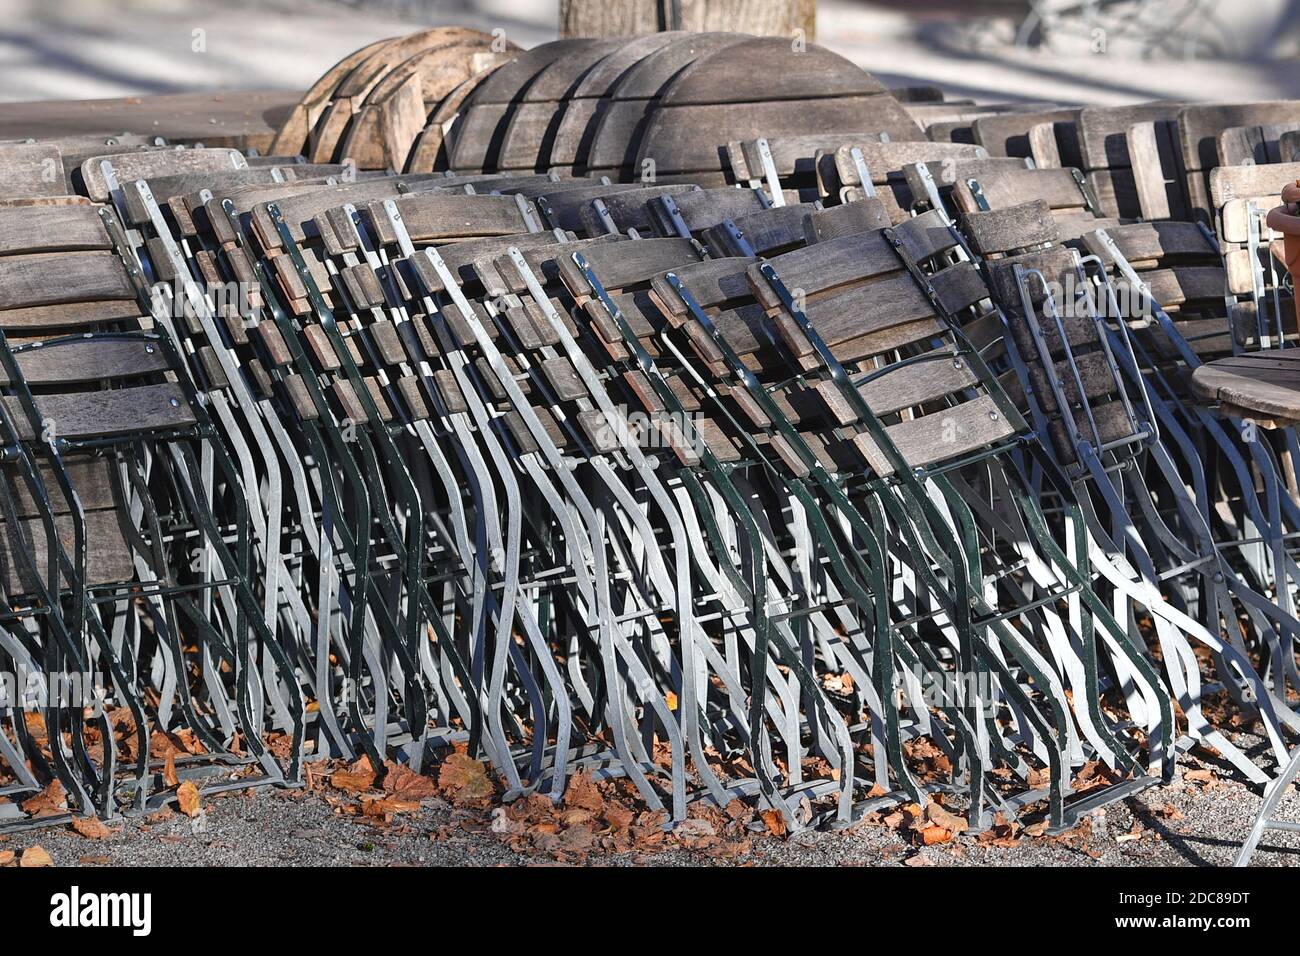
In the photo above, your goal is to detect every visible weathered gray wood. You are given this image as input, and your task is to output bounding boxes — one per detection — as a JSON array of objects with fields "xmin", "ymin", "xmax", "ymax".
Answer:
[
  {"xmin": 827, "ymin": 140, "xmax": 987, "ymax": 189},
  {"xmin": 0, "ymin": 90, "xmax": 296, "ymax": 154},
  {"xmin": 0, "ymin": 205, "xmax": 109, "ymax": 255},
  {"xmin": 703, "ymin": 202, "xmax": 809, "ymax": 255},
  {"xmin": 560, "ymin": 0, "xmax": 816, "ymax": 40},
  {"xmin": 2, "ymin": 455, "xmax": 117, "ymax": 518},
  {"xmin": 640, "ymin": 96, "xmax": 922, "ymax": 177},
  {"xmin": 4, "ymin": 382, "xmax": 194, "ymax": 441},
  {"xmin": 530, "ymin": 181, "xmax": 669, "ymax": 232},
  {"xmin": 79, "ymin": 147, "xmax": 245, "ymax": 202},
  {"xmin": 405, "ymin": 66, "xmax": 499, "ymax": 172},
  {"xmin": 1028, "ymin": 121, "xmax": 1062, "ymax": 169},
  {"xmin": 0, "ymin": 251, "xmax": 135, "ymax": 310},
  {"xmin": 492, "ymin": 38, "xmax": 627, "ymax": 171},
  {"xmin": 951, "ymin": 166, "xmax": 1086, "ymax": 214},
  {"xmin": 889, "ymin": 208, "xmax": 961, "ymax": 264},
  {"xmin": 853, "ymin": 345, "xmax": 978, "ymax": 417},
  {"xmin": 648, "ymin": 256, "xmax": 756, "ymax": 315},
  {"xmin": 0, "ymin": 338, "xmax": 169, "ymax": 386},
  {"xmin": 268, "ymin": 35, "xmax": 397, "ymax": 156},
  {"xmin": 649, "ymin": 186, "xmax": 767, "ymax": 234},
  {"xmin": 802, "ymin": 198, "xmax": 890, "ymax": 242},
  {"xmin": 1142, "ymin": 265, "xmax": 1228, "ymax": 307},
  {"xmin": 747, "ymin": 229, "xmax": 898, "ymax": 309},
  {"xmin": 558, "ymin": 236, "xmax": 700, "ymax": 296},
  {"xmin": 960, "ymin": 200, "xmax": 1059, "ymax": 256},
  {"xmin": 1220, "ymin": 196, "xmax": 1281, "ymax": 244},
  {"xmin": 1081, "ymin": 220, "xmax": 1215, "ymax": 265},
  {"xmin": 249, "ymin": 177, "xmax": 440, "ymax": 248},
  {"xmin": 320, "ymin": 30, "xmax": 505, "ymax": 168},
  {"xmin": 1046, "ymin": 398, "xmax": 1135, "ymax": 461},
  {"xmin": 972, "ymin": 109, "xmax": 1080, "ymax": 163},
  {"xmin": 1209, "ymin": 161, "xmax": 1300, "ymax": 209},
  {"xmin": 658, "ymin": 37, "xmax": 884, "ymax": 106},
  {"xmin": 930, "ymin": 260, "xmax": 990, "ymax": 314},
  {"xmin": 1127, "ymin": 120, "xmax": 1183, "ymax": 220},
  {"xmin": 1179, "ymin": 101, "xmax": 1300, "ymax": 173},
  {"xmin": 0, "ymin": 144, "xmax": 67, "ymax": 200},
  {"xmin": 1075, "ymin": 102, "xmax": 1185, "ymax": 170},
  {"xmin": 727, "ymin": 133, "xmax": 902, "ymax": 181},
  {"xmin": 1191, "ymin": 354, "xmax": 1300, "ymax": 419},
  {"xmin": 781, "ymin": 271, "xmax": 936, "ymax": 356},
  {"xmin": 0, "ymin": 300, "xmax": 142, "ymax": 332},
  {"xmin": 365, "ymin": 192, "xmax": 538, "ymax": 245},
  {"xmin": 417, "ymin": 229, "xmax": 564, "ymax": 293},
  {"xmin": 577, "ymin": 183, "xmax": 700, "ymax": 235},
  {"xmin": 0, "ymin": 507, "xmax": 134, "ymax": 594},
  {"xmin": 853, "ymin": 394, "xmax": 1015, "ymax": 477},
  {"xmin": 484, "ymin": 235, "xmax": 622, "ymax": 294},
  {"xmin": 1086, "ymin": 168, "xmax": 1140, "ymax": 219}
]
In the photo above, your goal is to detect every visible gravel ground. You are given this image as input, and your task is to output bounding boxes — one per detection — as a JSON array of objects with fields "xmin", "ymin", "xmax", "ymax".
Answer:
[{"xmin": 6, "ymin": 744, "xmax": 1298, "ymax": 868}]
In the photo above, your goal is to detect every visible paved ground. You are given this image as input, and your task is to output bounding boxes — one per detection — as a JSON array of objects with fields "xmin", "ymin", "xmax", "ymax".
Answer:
[
  {"xmin": 1, "ymin": 0, "xmax": 1298, "ymax": 106},
  {"xmin": 5, "ymin": 736, "xmax": 1298, "ymax": 868}
]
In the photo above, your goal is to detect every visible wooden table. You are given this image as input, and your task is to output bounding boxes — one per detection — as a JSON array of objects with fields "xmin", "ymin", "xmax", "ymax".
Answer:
[
  {"xmin": 1190, "ymin": 350, "xmax": 1300, "ymax": 427},
  {"xmin": 0, "ymin": 90, "xmax": 301, "ymax": 154}
]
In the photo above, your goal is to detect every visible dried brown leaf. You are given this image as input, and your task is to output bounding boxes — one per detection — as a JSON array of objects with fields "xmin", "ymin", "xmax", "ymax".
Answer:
[
  {"xmin": 176, "ymin": 780, "xmax": 201, "ymax": 818},
  {"xmin": 71, "ymin": 816, "xmax": 117, "ymax": 840},
  {"xmin": 20, "ymin": 846, "xmax": 53, "ymax": 867},
  {"xmin": 437, "ymin": 753, "xmax": 494, "ymax": 805}
]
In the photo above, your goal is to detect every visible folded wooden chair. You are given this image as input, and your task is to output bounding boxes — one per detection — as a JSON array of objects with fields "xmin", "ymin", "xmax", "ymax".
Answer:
[
  {"xmin": 649, "ymin": 215, "xmax": 1171, "ymax": 830},
  {"xmin": 814, "ymin": 140, "xmax": 990, "ymax": 219},
  {"xmin": 1208, "ymin": 162, "xmax": 1300, "ymax": 352},
  {"xmin": 561, "ymin": 241, "xmax": 866, "ymax": 828},
  {"xmin": 0, "ymin": 202, "xmax": 303, "ymax": 830},
  {"xmin": 360, "ymin": 204, "xmax": 698, "ymax": 811},
  {"xmin": 972, "ymin": 212, "xmax": 1295, "ymax": 784},
  {"xmin": 949, "ymin": 165, "xmax": 1123, "ymax": 242}
]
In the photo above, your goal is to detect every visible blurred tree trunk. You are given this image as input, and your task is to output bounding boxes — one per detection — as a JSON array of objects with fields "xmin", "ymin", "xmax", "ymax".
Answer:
[{"xmin": 560, "ymin": 0, "xmax": 815, "ymax": 41}]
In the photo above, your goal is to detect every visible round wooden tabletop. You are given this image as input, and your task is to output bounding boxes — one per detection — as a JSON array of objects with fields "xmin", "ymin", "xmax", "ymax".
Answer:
[{"xmin": 1190, "ymin": 349, "xmax": 1300, "ymax": 424}]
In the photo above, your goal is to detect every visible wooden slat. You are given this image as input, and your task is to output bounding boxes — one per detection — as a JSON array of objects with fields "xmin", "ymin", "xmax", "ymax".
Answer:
[
  {"xmin": 1081, "ymin": 220, "xmax": 1214, "ymax": 265},
  {"xmin": 746, "ymin": 229, "xmax": 899, "ymax": 310},
  {"xmin": 1075, "ymin": 102, "xmax": 1185, "ymax": 170},
  {"xmin": 951, "ymin": 166, "xmax": 1086, "ymax": 214},
  {"xmin": 802, "ymin": 198, "xmax": 890, "ymax": 243},
  {"xmin": 577, "ymin": 183, "xmax": 699, "ymax": 235},
  {"xmin": 960, "ymin": 200, "xmax": 1058, "ymax": 256},
  {"xmin": 0, "ymin": 144, "xmax": 67, "ymax": 200},
  {"xmin": 648, "ymin": 256, "xmax": 756, "ymax": 315},
  {"xmin": 558, "ymin": 236, "xmax": 699, "ymax": 296},
  {"xmin": 79, "ymin": 147, "xmax": 244, "ymax": 202},
  {"xmin": 972, "ymin": 109, "xmax": 1081, "ymax": 163},
  {"xmin": 0, "ymin": 251, "xmax": 134, "ymax": 310},
  {"xmin": 0, "ymin": 507, "xmax": 134, "ymax": 594},
  {"xmin": 0, "ymin": 90, "xmax": 298, "ymax": 154},
  {"xmin": 1126, "ymin": 120, "xmax": 1185, "ymax": 221},
  {"xmin": 853, "ymin": 394, "xmax": 1015, "ymax": 476},
  {"xmin": 4, "ymin": 383, "xmax": 194, "ymax": 440},
  {"xmin": 638, "ymin": 96, "xmax": 924, "ymax": 176},
  {"xmin": 0, "ymin": 338, "xmax": 169, "ymax": 386},
  {"xmin": 0, "ymin": 205, "xmax": 109, "ymax": 256},
  {"xmin": 1209, "ymin": 161, "xmax": 1300, "ymax": 209},
  {"xmin": 890, "ymin": 208, "xmax": 961, "ymax": 265},
  {"xmin": 782, "ymin": 272, "xmax": 936, "ymax": 356}
]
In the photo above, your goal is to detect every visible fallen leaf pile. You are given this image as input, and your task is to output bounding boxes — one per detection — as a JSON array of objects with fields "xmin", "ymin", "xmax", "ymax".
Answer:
[{"xmin": 472, "ymin": 772, "xmax": 757, "ymax": 863}]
